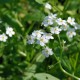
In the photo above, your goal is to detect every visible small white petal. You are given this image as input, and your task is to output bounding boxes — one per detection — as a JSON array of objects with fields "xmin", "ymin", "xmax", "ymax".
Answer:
[
  {"xmin": 50, "ymin": 27, "xmax": 62, "ymax": 34},
  {"xmin": 66, "ymin": 30, "xmax": 76, "ymax": 38},
  {"xmin": 67, "ymin": 17, "xmax": 75, "ymax": 25},
  {"xmin": 42, "ymin": 47, "xmax": 53, "ymax": 57},
  {"xmin": 0, "ymin": 33, "xmax": 8, "ymax": 42},
  {"xmin": 6, "ymin": 27, "xmax": 15, "ymax": 37},
  {"xmin": 45, "ymin": 3, "xmax": 52, "ymax": 10}
]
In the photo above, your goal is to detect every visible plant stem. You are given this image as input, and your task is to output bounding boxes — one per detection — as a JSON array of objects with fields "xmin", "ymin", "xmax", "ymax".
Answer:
[
  {"xmin": 53, "ymin": 48, "xmax": 79, "ymax": 80},
  {"xmin": 16, "ymin": 19, "xmax": 23, "ymax": 28},
  {"xmin": 26, "ymin": 22, "xmax": 35, "ymax": 35},
  {"xmin": 59, "ymin": 63, "xmax": 79, "ymax": 80},
  {"xmin": 57, "ymin": 34, "xmax": 63, "ymax": 59}
]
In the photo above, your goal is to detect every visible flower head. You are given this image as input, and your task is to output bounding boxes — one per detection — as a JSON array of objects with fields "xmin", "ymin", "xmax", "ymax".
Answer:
[
  {"xmin": 50, "ymin": 27, "xmax": 62, "ymax": 34},
  {"xmin": 42, "ymin": 16, "xmax": 53, "ymax": 27},
  {"xmin": 42, "ymin": 47, "xmax": 53, "ymax": 57},
  {"xmin": 32, "ymin": 30, "xmax": 44, "ymax": 39},
  {"xmin": 6, "ymin": 27, "xmax": 15, "ymax": 37},
  {"xmin": 67, "ymin": 17, "xmax": 75, "ymax": 25},
  {"xmin": 61, "ymin": 24, "xmax": 69, "ymax": 31},
  {"xmin": 45, "ymin": 3, "xmax": 52, "ymax": 10},
  {"xmin": 56, "ymin": 18, "xmax": 66, "ymax": 25},
  {"xmin": 48, "ymin": 13, "xmax": 57, "ymax": 19},
  {"xmin": 36, "ymin": 36, "xmax": 48, "ymax": 46},
  {"xmin": 66, "ymin": 30, "xmax": 76, "ymax": 38},
  {"xmin": 27, "ymin": 35, "xmax": 35, "ymax": 44},
  {"xmin": 43, "ymin": 33, "xmax": 54, "ymax": 40},
  {"xmin": 0, "ymin": 33, "xmax": 8, "ymax": 42}
]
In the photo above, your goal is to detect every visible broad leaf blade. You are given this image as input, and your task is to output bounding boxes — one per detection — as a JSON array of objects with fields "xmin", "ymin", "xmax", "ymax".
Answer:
[{"xmin": 34, "ymin": 73, "xmax": 59, "ymax": 80}]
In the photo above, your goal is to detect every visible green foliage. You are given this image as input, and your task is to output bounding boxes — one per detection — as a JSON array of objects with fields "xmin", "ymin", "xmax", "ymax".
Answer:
[
  {"xmin": 0, "ymin": 0, "xmax": 80, "ymax": 80},
  {"xmin": 35, "ymin": 0, "xmax": 45, "ymax": 4}
]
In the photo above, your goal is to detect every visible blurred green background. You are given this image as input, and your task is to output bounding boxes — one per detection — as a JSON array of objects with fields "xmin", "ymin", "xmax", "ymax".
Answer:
[{"xmin": 0, "ymin": 0, "xmax": 80, "ymax": 80}]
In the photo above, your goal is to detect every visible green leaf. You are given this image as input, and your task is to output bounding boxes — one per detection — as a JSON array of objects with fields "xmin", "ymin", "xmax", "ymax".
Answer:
[
  {"xmin": 2, "ymin": 14, "xmax": 22, "ymax": 33},
  {"xmin": 35, "ymin": 0, "xmax": 45, "ymax": 4},
  {"xmin": 23, "ymin": 72, "xmax": 34, "ymax": 80},
  {"xmin": 69, "ymin": 53, "xmax": 79, "ymax": 71},
  {"xmin": 63, "ymin": 0, "xmax": 80, "ymax": 12},
  {"xmin": 62, "ymin": 56, "xmax": 72, "ymax": 72},
  {"xmin": 26, "ymin": 64, "xmax": 37, "ymax": 73},
  {"xmin": 35, "ymin": 53, "xmax": 45, "ymax": 63},
  {"xmin": 26, "ymin": 10, "xmax": 45, "ymax": 22},
  {"xmin": 34, "ymin": 73, "xmax": 59, "ymax": 80},
  {"xmin": 76, "ymin": 65, "xmax": 80, "ymax": 76}
]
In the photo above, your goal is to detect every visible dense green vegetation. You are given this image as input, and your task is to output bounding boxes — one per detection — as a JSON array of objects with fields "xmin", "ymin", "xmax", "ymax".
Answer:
[{"xmin": 0, "ymin": 0, "xmax": 80, "ymax": 80}]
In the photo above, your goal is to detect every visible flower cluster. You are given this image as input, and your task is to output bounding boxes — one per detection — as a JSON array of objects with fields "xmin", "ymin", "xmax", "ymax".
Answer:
[
  {"xmin": 27, "ymin": 30, "xmax": 54, "ymax": 57},
  {"xmin": 28, "ymin": 30, "xmax": 53, "ymax": 46},
  {"xmin": 28, "ymin": 13, "xmax": 79, "ymax": 57},
  {"xmin": 42, "ymin": 13, "xmax": 78, "ymax": 39},
  {"xmin": 0, "ymin": 27, "xmax": 15, "ymax": 42}
]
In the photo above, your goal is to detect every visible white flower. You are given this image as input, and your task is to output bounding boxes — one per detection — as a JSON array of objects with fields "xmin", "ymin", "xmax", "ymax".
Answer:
[
  {"xmin": 0, "ymin": 33, "xmax": 8, "ymax": 42},
  {"xmin": 6, "ymin": 27, "xmax": 15, "ymax": 37},
  {"xmin": 42, "ymin": 16, "xmax": 53, "ymax": 27},
  {"xmin": 67, "ymin": 17, "xmax": 75, "ymax": 25},
  {"xmin": 61, "ymin": 24, "xmax": 69, "ymax": 31},
  {"xmin": 43, "ymin": 33, "xmax": 54, "ymax": 40},
  {"xmin": 45, "ymin": 3, "xmax": 52, "ymax": 10},
  {"xmin": 32, "ymin": 30, "xmax": 44, "ymax": 39},
  {"xmin": 56, "ymin": 18, "xmax": 66, "ymax": 25},
  {"xmin": 42, "ymin": 13, "xmax": 57, "ymax": 27},
  {"xmin": 50, "ymin": 27, "xmax": 62, "ymax": 34},
  {"xmin": 42, "ymin": 47, "xmax": 53, "ymax": 57},
  {"xmin": 48, "ymin": 13, "xmax": 57, "ymax": 19},
  {"xmin": 27, "ymin": 35, "xmax": 35, "ymax": 44},
  {"xmin": 36, "ymin": 36, "xmax": 48, "ymax": 46},
  {"xmin": 66, "ymin": 30, "xmax": 76, "ymax": 38}
]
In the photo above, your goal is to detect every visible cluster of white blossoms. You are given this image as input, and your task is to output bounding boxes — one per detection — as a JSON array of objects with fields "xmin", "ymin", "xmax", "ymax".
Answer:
[
  {"xmin": 42, "ymin": 13, "xmax": 57, "ymax": 27},
  {"xmin": 28, "ymin": 30, "xmax": 53, "ymax": 46},
  {"xmin": 0, "ymin": 27, "xmax": 15, "ymax": 42},
  {"xmin": 42, "ymin": 13, "xmax": 78, "ymax": 39},
  {"xmin": 27, "ymin": 30, "xmax": 54, "ymax": 57},
  {"xmin": 28, "ymin": 13, "xmax": 79, "ymax": 57}
]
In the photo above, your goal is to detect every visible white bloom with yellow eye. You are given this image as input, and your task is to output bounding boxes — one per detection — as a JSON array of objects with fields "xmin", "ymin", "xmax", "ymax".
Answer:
[
  {"xmin": 67, "ymin": 17, "xmax": 75, "ymax": 25},
  {"xmin": 6, "ymin": 27, "xmax": 15, "ymax": 37},
  {"xmin": 45, "ymin": 3, "xmax": 52, "ymax": 10},
  {"xmin": 42, "ymin": 47, "xmax": 53, "ymax": 57},
  {"xmin": 42, "ymin": 16, "xmax": 53, "ymax": 27},
  {"xmin": 32, "ymin": 30, "xmax": 44, "ymax": 39},
  {"xmin": 66, "ymin": 30, "xmax": 76, "ymax": 38},
  {"xmin": 27, "ymin": 35, "xmax": 35, "ymax": 44},
  {"xmin": 36, "ymin": 36, "xmax": 48, "ymax": 46},
  {"xmin": 56, "ymin": 18, "xmax": 67, "ymax": 25},
  {"xmin": 50, "ymin": 27, "xmax": 62, "ymax": 34},
  {"xmin": 43, "ymin": 33, "xmax": 54, "ymax": 40},
  {"xmin": 61, "ymin": 23, "xmax": 69, "ymax": 31},
  {"xmin": 48, "ymin": 13, "xmax": 57, "ymax": 19},
  {"xmin": 0, "ymin": 33, "xmax": 8, "ymax": 42}
]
